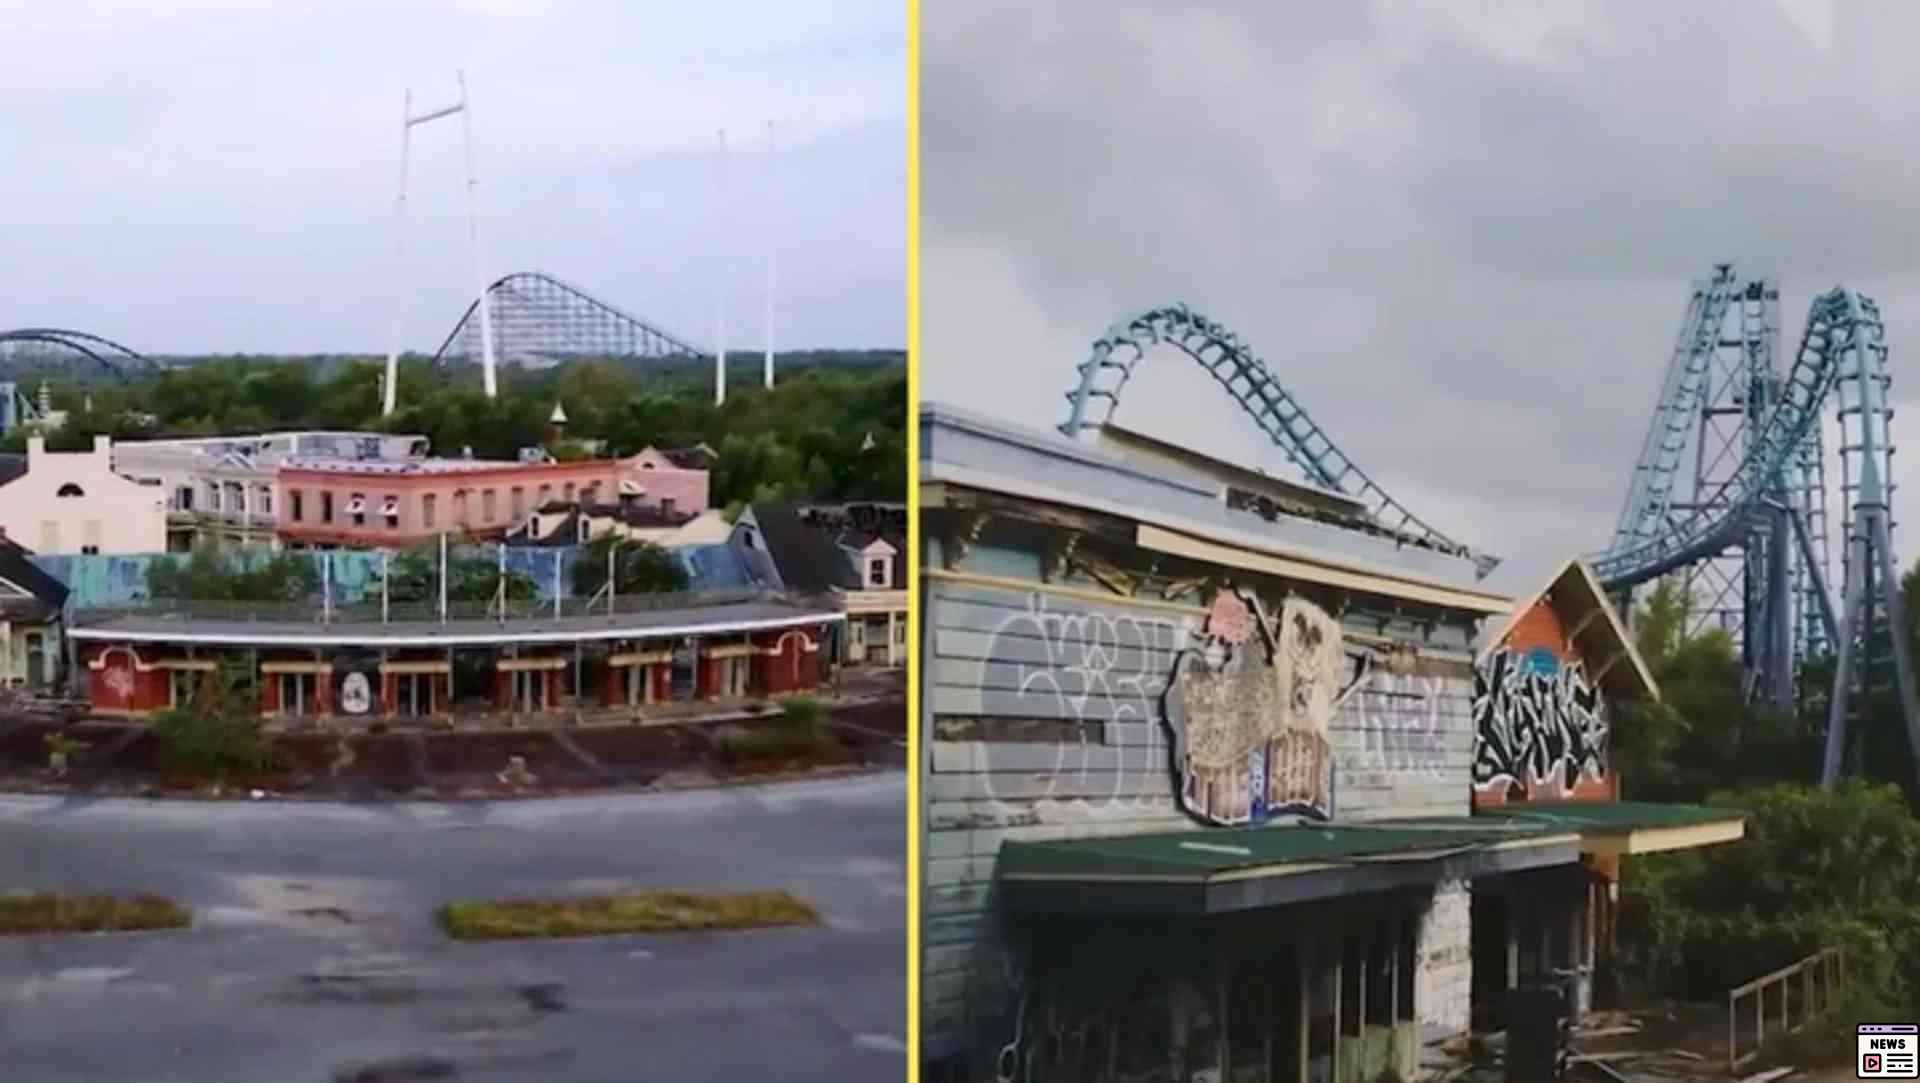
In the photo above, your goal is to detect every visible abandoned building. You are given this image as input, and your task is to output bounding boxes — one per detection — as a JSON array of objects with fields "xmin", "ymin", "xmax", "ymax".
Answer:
[
  {"xmin": 67, "ymin": 591, "xmax": 840, "ymax": 722},
  {"xmin": 917, "ymin": 404, "xmax": 1744, "ymax": 1083}
]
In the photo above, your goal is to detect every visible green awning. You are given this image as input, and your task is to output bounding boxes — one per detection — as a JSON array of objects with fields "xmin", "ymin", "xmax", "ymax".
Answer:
[
  {"xmin": 1474, "ymin": 801, "xmax": 1747, "ymax": 857},
  {"xmin": 997, "ymin": 818, "xmax": 1582, "ymax": 916}
]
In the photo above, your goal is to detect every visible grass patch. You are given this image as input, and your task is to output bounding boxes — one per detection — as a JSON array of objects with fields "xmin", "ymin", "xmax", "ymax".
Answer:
[
  {"xmin": 437, "ymin": 890, "xmax": 821, "ymax": 941},
  {"xmin": 0, "ymin": 892, "xmax": 191, "ymax": 935},
  {"xmin": 717, "ymin": 718, "xmax": 844, "ymax": 765}
]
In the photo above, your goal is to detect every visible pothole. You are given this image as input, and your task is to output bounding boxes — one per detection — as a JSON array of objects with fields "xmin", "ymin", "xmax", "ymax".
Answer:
[
  {"xmin": 515, "ymin": 983, "xmax": 567, "ymax": 1014},
  {"xmin": 291, "ymin": 973, "xmax": 422, "ymax": 1005},
  {"xmin": 331, "ymin": 1055, "xmax": 459, "ymax": 1082},
  {"xmin": 292, "ymin": 906, "xmax": 355, "ymax": 924}
]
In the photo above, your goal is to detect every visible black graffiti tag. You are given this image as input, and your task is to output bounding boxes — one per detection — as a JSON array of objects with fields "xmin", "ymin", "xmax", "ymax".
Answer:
[{"xmin": 1471, "ymin": 650, "xmax": 1607, "ymax": 790}]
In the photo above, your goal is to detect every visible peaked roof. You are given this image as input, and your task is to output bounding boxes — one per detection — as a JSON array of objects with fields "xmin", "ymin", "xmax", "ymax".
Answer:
[
  {"xmin": 0, "ymin": 536, "xmax": 69, "ymax": 617},
  {"xmin": 744, "ymin": 503, "xmax": 854, "ymax": 593},
  {"xmin": 1478, "ymin": 557, "xmax": 1659, "ymax": 703}
]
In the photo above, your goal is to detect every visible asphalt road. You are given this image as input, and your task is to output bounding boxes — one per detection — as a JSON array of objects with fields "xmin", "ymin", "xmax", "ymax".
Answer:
[{"xmin": 0, "ymin": 773, "xmax": 906, "ymax": 1082}]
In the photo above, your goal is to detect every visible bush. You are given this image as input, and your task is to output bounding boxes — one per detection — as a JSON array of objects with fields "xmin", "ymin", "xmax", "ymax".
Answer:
[
  {"xmin": 151, "ymin": 707, "xmax": 274, "ymax": 781},
  {"xmin": 1619, "ymin": 780, "xmax": 1920, "ymax": 1014},
  {"xmin": 779, "ymin": 695, "xmax": 823, "ymax": 726},
  {"xmin": 717, "ymin": 719, "xmax": 841, "ymax": 765},
  {"xmin": 148, "ymin": 662, "xmax": 276, "ymax": 781}
]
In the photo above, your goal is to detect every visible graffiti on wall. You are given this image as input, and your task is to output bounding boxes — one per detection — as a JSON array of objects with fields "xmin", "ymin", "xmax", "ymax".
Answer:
[
  {"xmin": 1354, "ymin": 670, "xmax": 1449, "ymax": 780},
  {"xmin": 1471, "ymin": 647, "xmax": 1608, "ymax": 793},
  {"xmin": 1165, "ymin": 591, "xmax": 1362, "ymax": 825},
  {"xmin": 978, "ymin": 595, "xmax": 1194, "ymax": 814}
]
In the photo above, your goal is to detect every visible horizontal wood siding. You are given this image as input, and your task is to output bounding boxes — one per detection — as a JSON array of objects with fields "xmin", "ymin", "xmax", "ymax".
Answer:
[{"xmin": 921, "ymin": 573, "xmax": 1477, "ymax": 1058}]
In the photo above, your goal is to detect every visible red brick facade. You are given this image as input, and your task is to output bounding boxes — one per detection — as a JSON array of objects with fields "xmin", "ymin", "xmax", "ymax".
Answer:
[{"xmin": 76, "ymin": 622, "xmax": 832, "ymax": 720}]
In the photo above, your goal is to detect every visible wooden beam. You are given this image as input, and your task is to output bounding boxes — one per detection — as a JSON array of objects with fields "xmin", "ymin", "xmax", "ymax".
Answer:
[{"xmin": 1566, "ymin": 606, "xmax": 1606, "ymax": 645}]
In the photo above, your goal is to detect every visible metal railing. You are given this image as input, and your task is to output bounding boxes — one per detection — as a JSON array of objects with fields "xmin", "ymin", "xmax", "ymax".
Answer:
[
  {"xmin": 70, "ymin": 587, "xmax": 811, "ymax": 628},
  {"xmin": 1728, "ymin": 947, "xmax": 1844, "ymax": 1072}
]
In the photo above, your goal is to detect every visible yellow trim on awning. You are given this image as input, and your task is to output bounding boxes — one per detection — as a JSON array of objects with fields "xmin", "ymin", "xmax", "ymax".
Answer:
[
  {"xmin": 378, "ymin": 660, "xmax": 451, "ymax": 675},
  {"xmin": 1581, "ymin": 819, "xmax": 1746, "ymax": 859},
  {"xmin": 156, "ymin": 659, "xmax": 218, "ymax": 672},
  {"xmin": 609, "ymin": 650, "xmax": 673, "ymax": 666},
  {"xmin": 702, "ymin": 644, "xmax": 759, "ymax": 660},
  {"xmin": 497, "ymin": 657, "xmax": 569, "ymax": 672},
  {"xmin": 261, "ymin": 661, "xmax": 333, "ymax": 675}
]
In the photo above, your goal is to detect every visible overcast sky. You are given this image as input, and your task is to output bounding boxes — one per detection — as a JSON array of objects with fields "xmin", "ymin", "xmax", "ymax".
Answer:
[
  {"xmin": 0, "ymin": 0, "xmax": 904, "ymax": 355},
  {"xmin": 922, "ymin": 0, "xmax": 1920, "ymax": 598}
]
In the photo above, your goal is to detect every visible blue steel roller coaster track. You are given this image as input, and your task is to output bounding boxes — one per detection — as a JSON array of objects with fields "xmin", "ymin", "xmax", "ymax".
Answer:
[
  {"xmin": 1058, "ymin": 304, "xmax": 1502, "ymax": 579},
  {"xmin": 1059, "ymin": 281, "xmax": 1919, "ymax": 787},
  {"xmin": 1590, "ymin": 264, "xmax": 1920, "ymax": 784}
]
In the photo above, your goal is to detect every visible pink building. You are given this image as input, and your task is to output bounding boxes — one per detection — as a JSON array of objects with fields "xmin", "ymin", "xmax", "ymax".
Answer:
[{"xmin": 275, "ymin": 446, "xmax": 711, "ymax": 549}]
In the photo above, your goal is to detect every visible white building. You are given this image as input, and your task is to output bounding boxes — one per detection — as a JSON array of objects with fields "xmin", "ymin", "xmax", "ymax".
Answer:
[{"xmin": 0, "ymin": 436, "xmax": 166, "ymax": 555}]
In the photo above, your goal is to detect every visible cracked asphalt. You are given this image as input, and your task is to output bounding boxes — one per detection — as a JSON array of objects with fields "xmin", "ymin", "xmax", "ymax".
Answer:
[{"xmin": 0, "ymin": 773, "xmax": 906, "ymax": 1082}]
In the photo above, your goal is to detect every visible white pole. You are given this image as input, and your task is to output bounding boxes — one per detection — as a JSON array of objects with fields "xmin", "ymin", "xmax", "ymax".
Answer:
[
  {"xmin": 381, "ymin": 549, "xmax": 390, "ymax": 623},
  {"xmin": 714, "ymin": 128, "xmax": 728, "ymax": 408},
  {"xmin": 383, "ymin": 90, "xmax": 414, "ymax": 417},
  {"xmin": 496, "ymin": 541, "xmax": 507, "ymax": 621},
  {"xmin": 322, "ymin": 552, "xmax": 332, "ymax": 623},
  {"xmin": 764, "ymin": 119, "xmax": 776, "ymax": 391},
  {"xmin": 438, "ymin": 532, "xmax": 448, "ymax": 623},
  {"xmin": 459, "ymin": 71, "xmax": 498, "ymax": 400},
  {"xmin": 553, "ymin": 549, "xmax": 562, "ymax": 619},
  {"xmin": 607, "ymin": 542, "xmax": 617, "ymax": 615}
]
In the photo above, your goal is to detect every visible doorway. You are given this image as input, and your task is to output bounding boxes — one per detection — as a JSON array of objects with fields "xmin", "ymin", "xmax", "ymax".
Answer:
[{"xmin": 279, "ymin": 672, "xmax": 318, "ymax": 717}]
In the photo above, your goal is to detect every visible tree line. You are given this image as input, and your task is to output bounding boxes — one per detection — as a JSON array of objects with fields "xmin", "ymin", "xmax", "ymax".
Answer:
[{"xmin": 4, "ymin": 353, "xmax": 905, "ymax": 510}]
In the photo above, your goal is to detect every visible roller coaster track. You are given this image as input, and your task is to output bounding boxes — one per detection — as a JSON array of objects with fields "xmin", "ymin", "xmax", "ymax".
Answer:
[
  {"xmin": 432, "ymin": 271, "xmax": 704, "ymax": 369},
  {"xmin": 0, "ymin": 328, "xmax": 159, "ymax": 380},
  {"xmin": 1057, "ymin": 304, "xmax": 1500, "ymax": 578},
  {"xmin": 1590, "ymin": 265, "xmax": 1920, "ymax": 785}
]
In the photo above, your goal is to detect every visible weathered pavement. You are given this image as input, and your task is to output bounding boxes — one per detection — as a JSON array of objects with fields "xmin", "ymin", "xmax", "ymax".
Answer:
[{"xmin": 0, "ymin": 773, "xmax": 906, "ymax": 1082}]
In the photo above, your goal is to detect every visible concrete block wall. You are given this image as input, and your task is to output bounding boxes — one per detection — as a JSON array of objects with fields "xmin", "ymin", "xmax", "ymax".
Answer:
[{"xmin": 1415, "ymin": 878, "xmax": 1473, "ymax": 1036}]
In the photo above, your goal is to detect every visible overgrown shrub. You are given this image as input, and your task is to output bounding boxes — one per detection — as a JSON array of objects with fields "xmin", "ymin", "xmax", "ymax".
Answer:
[
  {"xmin": 1619, "ymin": 780, "xmax": 1920, "ymax": 1016},
  {"xmin": 717, "ymin": 719, "xmax": 842, "ymax": 765},
  {"xmin": 150, "ymin": 707, "xmax": 273, "ymax": 780},
  {"xmin": 148, "ymin": 663, "xmax": 276, "ymax": 781},
  {"xmin": 780, "ymin": 695, "xmax": 823, "ymax": 726}
]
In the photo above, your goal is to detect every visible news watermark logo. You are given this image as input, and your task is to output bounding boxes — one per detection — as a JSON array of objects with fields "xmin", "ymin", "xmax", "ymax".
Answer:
[{"xmin": 1859, "ymin": 1024, "xmax": 1919, "ymax": 1078}]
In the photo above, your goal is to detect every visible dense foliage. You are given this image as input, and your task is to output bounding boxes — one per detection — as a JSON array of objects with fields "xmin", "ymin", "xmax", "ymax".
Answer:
[
  {"xmin": 147, "ymin": 549, "xmax": 318, "ymax": 603},
  {"xmin": 149, "ymin": 660, "xmax": 276, "ymax": 781},
  {"xmin": 1615, "ymin": 570, "xmax": 1920, "ymax": 1032},
  {"xmin": 384, "ymin": 546, "xmax": 538, "ymax": 604},
  {"xmin": 571, "ymin": 535, "xmax": 690, "ymax": 597},
  {"xmin": 8, "ymin": 353, "xmax": 905, "ymax": 507}
]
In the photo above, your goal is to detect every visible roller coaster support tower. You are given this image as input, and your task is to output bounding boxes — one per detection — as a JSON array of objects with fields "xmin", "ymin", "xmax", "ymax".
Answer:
[{"xmin": 1589, "ymin": 264, "xmax": 1920, "ymax": 787}]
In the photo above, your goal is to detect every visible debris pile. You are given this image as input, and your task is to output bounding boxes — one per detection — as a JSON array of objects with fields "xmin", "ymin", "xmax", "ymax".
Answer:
[{"xmin": 1420, "ymin": 1011, "xmax": 1758, "ymax": 1082}]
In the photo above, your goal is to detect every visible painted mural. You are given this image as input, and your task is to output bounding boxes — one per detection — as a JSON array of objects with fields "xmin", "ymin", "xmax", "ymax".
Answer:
[
  {"xmin": 31, "ymin": 542, "xmax": 750, "ymax": 609},
  {"xmin": 1471, "ymin": 647, "xmax": 1608, "ymax": 797},
  {"xmin": 1164, "ymin": 591, "xmax": 1362, "ymax": 826}
]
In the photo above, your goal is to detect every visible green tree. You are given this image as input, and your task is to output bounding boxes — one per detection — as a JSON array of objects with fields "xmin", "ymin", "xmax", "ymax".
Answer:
[
  {"xmin": 572, "ymin": 535, "xmax": 690, "ymax": 596},
  {"xmin": 147, "ymin": 548, "xmax": 318, "ymax": 603}
]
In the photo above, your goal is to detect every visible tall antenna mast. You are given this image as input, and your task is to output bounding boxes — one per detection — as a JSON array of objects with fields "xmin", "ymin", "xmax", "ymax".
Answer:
[
  {"xmin": 458, "ymin": 72, "xmax": 498, "ymax": 400},
  {"xmin": 764, "ymin": 119, "xmax": 776, "ymax": 391},
  {"xmin": 382, "ymin": 90, "xmax": 415, "ymax": 417},
  {"xmin": 383, "ymin": 76, "xmax": 495, "ymax": 414},
  {"xmin": 714, "ymin": 128, "xmax": 729, "ymax": 408}
]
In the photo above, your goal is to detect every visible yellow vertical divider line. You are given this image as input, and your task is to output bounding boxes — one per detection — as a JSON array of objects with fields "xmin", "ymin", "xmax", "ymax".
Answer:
[{"xmin": 904, "ymin": 0, "xmax": 923, "ymax": 1075}]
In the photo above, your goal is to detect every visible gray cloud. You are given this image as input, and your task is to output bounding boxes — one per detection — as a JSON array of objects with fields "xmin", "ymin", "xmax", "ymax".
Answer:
[
  {"xmin": 923, "ymin": 0, "xmax": 1920, "ymax": 597},
  {"xmin": 0, "ymin": 0, "xmax": 903, "ymax": 353}
]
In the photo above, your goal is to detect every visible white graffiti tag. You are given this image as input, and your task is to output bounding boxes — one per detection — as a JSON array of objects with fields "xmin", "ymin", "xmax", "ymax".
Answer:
[
  {"xmin": 1353, "ymin": 672, "xmax": 1450, "ymax": 780},
  {"xmin": 978, "ymin": 595, "xmax": 1193, "ymax": 814}
]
